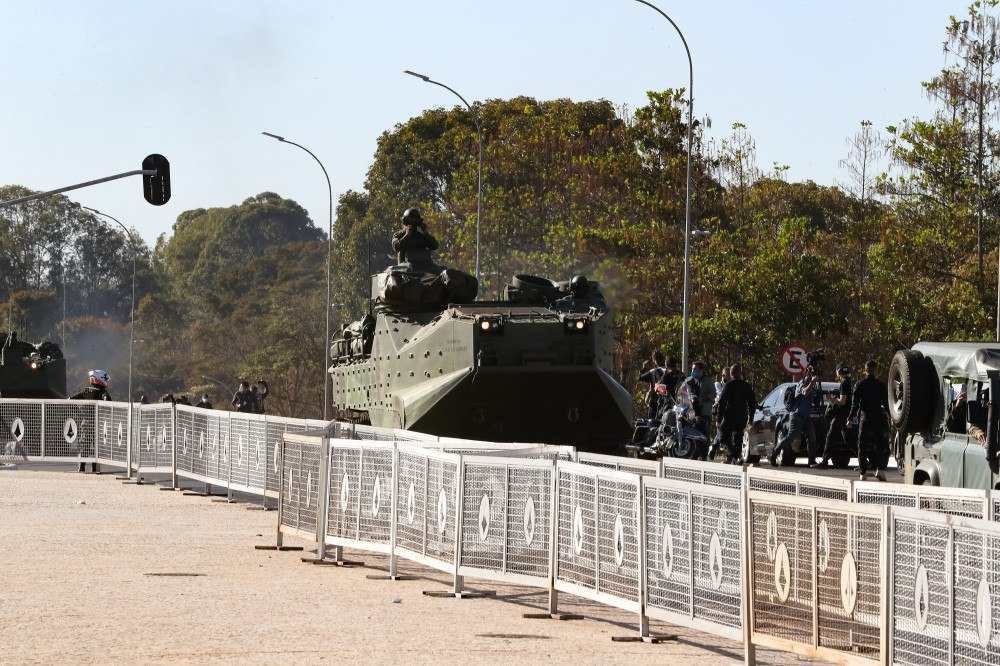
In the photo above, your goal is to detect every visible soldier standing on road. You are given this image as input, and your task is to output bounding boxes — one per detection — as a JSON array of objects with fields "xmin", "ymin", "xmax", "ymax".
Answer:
[
  {"xmin": 70, "ymin": 370, "xmax": 111, "ymax": 473},
  {"xmin": 196, "ymin": 394, "xmax": 213, "ymax": 410},
  {"xmin": 231, "ymin": 380, "xmax": 254, "ymax": 413},
  {"xmin": 849, "ymin": 359, "xmax": 891, "ymax": 481},
  {"xmin": 638, "ymin": 351, "xmax": 667, "ymax": 420},
  {"xmin": 253, "ymin": 379, "xmax": 269, "ymax": 414},
  {"xmin": 818, "ymin": 364, "xmax": 853, "ymax": 468},
  {"xmin": 715, "ymin": 364, "xmax": 756, "ymax": 464},
  {"xmin": 679, "ymin": 362, "xmax": 709, "ymax": 458}
]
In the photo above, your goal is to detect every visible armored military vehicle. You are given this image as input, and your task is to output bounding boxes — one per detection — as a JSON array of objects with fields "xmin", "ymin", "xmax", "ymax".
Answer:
[
  {"xmin": 0, "ymin": 331, "xmax": 67, "ymax": 398},
  {"xmin": 328, "ymin": 212, "xmax": 632, "ymax": 453}
]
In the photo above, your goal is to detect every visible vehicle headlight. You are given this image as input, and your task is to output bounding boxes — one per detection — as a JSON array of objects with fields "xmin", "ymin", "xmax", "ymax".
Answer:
[
  {"xmin": 564, "ymin": 317, "xmax": 590, "ymax": 334},
  {"xmin": 476, "ymin": 316, "xmax": 504, "ymax": 335}
]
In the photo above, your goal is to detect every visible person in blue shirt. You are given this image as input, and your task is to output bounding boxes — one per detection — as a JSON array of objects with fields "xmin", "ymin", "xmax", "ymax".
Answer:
[{"xmin": 774, "ymin": 366, "xmax": 820, "ymax": 465}]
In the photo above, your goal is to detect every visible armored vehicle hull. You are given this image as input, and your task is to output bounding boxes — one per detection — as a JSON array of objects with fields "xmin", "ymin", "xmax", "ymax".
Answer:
[
  {"xmin": 330, "ymin": 273, "xmax": 632, "ymax": 453},
  {"xmin": 0, "ymin": 332, "xmax": 67, "ymax": 398}
]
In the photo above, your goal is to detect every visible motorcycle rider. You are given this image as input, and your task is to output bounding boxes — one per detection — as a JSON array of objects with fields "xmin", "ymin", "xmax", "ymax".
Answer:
[
  {"xmin": 849, "ymin": 359, "xmax": 890, "ymax": 481},
  {"xmin": 70, "ymin": 370, "xmax": 112, "ymax": 473},
  {"xmin": 715, "ymin": 364, "xmax": 756, "ymax": 464},
  {"xmin": 818, "ymin": 364, "xmax": 853, "ymax": 468},
  {"xmin": 679, "ymin": 361, "xmax": 709, "ymax": 437}
]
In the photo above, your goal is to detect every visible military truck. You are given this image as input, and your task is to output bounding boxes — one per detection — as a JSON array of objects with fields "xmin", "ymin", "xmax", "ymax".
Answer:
[
  {"xmin": 0, "ymin": 331, "xmax": 67, "ymax": 398},
  {"xmin": 328, "ymin": 236, "xmax": 632, "ymax": 453},
  {"xmin": 890, "ymin": 342, "xmax": 1000, "ymax": 488}
]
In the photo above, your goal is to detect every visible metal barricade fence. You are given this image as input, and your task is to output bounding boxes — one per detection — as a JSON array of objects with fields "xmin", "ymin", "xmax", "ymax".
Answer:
[
  {"xmin": 277, "ymin": 433, "xmax": 324, "ymax": 543},
  {"xmin": 552, "ymin": 461, "xmax": 641, "ymax": 614},
  {"xmin": 577, "ymin": 451, "xmax": 659, "ymax": 476},
  {"xmin": 890, "ymin": 507, "xmax": 1000, "ymax": 665},
  {"xmin": 393, "ymin": 445, "xmax": 462, "ymax": 577},
  {"xmin": 660, "ymin": 456, "xmax": 745, "ymax": 490},
  {"xmin": 748, "ymin": 491, "xmax": 887, "ymax": 665},
  {"xmin": 855, "ymin": 481, "xmax": 990, "ymax": 520},
  {"xmin": 643, "ymin": 476, "xmax": 745, "ymax": 640},
  {"xmin": 458, "ymin": 455, "xmax": 555, "ymax": 588},
  {"xmin": 95, "ymin": 402, "xmax": 129, "ymax": 466},
  {"xmin": 748, "ymin": 466, "xmax": 853, "ymax": 502},
  {"xmin": 0, "ymin": 397, "xmax": 103, "ymax": 462},
  {"xmin": 325, "ymin": 439, "xmax": 395, "ymax": 556}
]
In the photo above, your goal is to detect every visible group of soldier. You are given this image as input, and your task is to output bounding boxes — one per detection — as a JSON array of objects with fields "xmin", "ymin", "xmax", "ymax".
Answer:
[{"xmin": 639, "ymin": 352, "xmax": 893, "ymax": 480}]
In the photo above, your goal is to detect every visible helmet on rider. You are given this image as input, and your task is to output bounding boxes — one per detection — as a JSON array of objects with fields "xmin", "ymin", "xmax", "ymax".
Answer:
[
  {"xmin": 88, "ymin": 369, "xmax": 109, "ymax": 389},
  {"xmin": 401, "ymin": 208, "xmax": 424, "ymax": 226}
]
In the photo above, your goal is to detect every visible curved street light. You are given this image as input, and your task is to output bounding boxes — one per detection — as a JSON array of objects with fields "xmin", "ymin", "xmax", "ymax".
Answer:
[
  {"xmin": 261, "ymin": 132, "xmax": 334, "ymax": 421},
  {"xmin": 632, "ymin": 0, "xmax": 695, "ymax": 372},
  {"xmin": 403, "ymin": 70, "xmax": 484, "ymax": 286}
]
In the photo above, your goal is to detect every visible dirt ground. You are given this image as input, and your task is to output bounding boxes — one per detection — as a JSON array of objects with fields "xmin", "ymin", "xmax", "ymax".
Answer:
[{"xmin": 0, "ymin": 466, "xmax": 822, "ymax": 665}]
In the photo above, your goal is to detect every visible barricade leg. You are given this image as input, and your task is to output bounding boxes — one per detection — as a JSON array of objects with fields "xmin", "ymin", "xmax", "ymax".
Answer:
[
  {"xmin": 255, "ymin": 438, "xmax": 302, "ymax": 552},
  {"xmin": 367, "ymin": 444, "xmax": 413, "ymax": 581},
  {"xmin": 611, "ymin": 477, "xmax": 677, "ymax": 644},
  {"xmin": 422, "ymin": 456, "xmax": 494, "ymax": 599},
  {"xmin": 523, "ymin": 462, "xmax": 581, "ymax": 620}
]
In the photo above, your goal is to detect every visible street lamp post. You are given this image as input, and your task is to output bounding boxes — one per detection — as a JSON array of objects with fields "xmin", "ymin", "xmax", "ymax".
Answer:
[
  {"xmin": 403, "ymin": 70, "xmax": 484, "ymax": 286},
  {"xmin": 78, "ymin": 206, "xmax": 138, "ymax": 408},
  {"xmin": 261, "ymin": 132, "xmax": 334, "ymax": 421},
  {"xmin": 632, "ymin": 0, "xmax": 695, "ymax": 371}
]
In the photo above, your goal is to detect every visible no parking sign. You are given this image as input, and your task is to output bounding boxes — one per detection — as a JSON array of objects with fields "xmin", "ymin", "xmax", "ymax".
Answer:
[{"xmin": 779, "ymin": 344, "xmax": 807, "ymax": 378}]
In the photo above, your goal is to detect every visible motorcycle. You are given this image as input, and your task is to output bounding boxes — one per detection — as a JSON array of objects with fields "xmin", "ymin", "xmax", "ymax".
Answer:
[{"xmin": 626, "ymin": 393, "xmax": 708, "ymax": 460}]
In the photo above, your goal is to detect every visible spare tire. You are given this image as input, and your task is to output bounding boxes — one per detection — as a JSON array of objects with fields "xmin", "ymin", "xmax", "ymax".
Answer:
[{"xmin": 888, "ymin": 350, "xmax": 938, "ymax": 434}]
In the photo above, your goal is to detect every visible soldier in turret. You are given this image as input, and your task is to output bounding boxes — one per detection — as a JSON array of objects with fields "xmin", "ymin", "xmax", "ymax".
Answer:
[{"xmin": 392, "ymin": 208, "xmax": 439, "ymax": 268}]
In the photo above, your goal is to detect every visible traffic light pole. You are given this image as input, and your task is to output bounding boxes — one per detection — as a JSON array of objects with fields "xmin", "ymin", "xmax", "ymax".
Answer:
[{"xmin": 0, "ymin": 169, "xmax": 158, "ymax": 208}]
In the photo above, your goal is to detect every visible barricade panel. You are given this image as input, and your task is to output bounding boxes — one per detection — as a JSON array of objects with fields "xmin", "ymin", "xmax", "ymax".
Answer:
[
  {"xmin": 175, "ymin": 406, "xmax": 196, "ymax": 476},
  {"xmin": 577, "ymin": 452, "xmax": 658, "ymax": 476},
  {"xmin": 750, "ymin": 493, "xmax": 886, "ymax": 664},
  {"xmin": 661, "ymin": 458, "xmax": 744, "ymax": 490},
  {"xmin": 0, "ymin": 399, "xmax": 43, "ymax": 458},
  {"xmin": 692, "ymin": 491, "xmax": 742, "ymax": 631},
  {"xmin": 460, "ymin": 459, "xmax": 506, "ymax": 573},
  {"xmin": 855, "ymin": 481, "xmax": 988, "ymax": 519},
  {"xmin": 815, "ymin": 510, "xmax": 881, "ymax": 657},
  {"xmin": 154, "ymin": 404, "xmax": 173, "ymax": 470},
  {"xmin": 327, "ymin": 444, "xmax": 362, "ymax": 542},
  {"xmin": 953, "ymin": 524, "xmax": 1000, "ymax": 664},
  {"xmin": 95, "ymin": 403, "xmax": 129, "ymax": 464},
  {"xmin": 280, "ymin": 434, "xmax": 322, "ymax": 538},
  {"xmin": 394, "ymin": 446, "xmax": 459, "ymax": 572},
  {"xmin": 396, "ymin": 448, "xmax": 428, "ymax": 558},
  {"xmin": 229, "ymin": 415, "xmax": 250, "ymax": 490},
  {"xmin": 247, "ymin": 417, "xmax": 266, "ymax": 493},
  {"xmin": 505, "ymin": 463, "xmax": 552, "ymax": 580},
  {"xmin": 457, "ymin": 457, "xmax": 553, "ymax": 585},
  {"xmin": 554, "ymin": 462, "xmax": 640, "ymax": 612},
  {"xmin": 750, "ymin": 497, "xmax": 814, "ymax": 646},
  {"xmin": 644, "ymin": 483, "xmax": 692, "ymax": 619},
  {"xmin": 891, "ymin": 514, "xmax": 951, "ymax": 665},
  {"xmin": 43, "ymin": 401, "xmax": 96, "ymax": 459},
  {"xmin": 747, "ymin": 467, "xmax": 852, "ymax": 502}
]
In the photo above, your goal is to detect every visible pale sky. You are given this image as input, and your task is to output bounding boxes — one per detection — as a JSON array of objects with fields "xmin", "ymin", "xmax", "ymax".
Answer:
[{"xmin": 0, "ymin": 1, "xmax": 951, "ymax": 244}]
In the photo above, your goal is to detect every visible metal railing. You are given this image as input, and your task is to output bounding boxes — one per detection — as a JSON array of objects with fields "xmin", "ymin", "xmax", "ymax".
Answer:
[{"xmin": 10, "ymin": 394, "xmax": 1000, "ymax": 665}]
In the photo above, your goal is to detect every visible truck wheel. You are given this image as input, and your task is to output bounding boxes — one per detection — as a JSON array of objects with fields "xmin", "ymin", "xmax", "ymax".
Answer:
[{"xmin": 888, "ymin": 350, "xmax": 938, "ymax": 434}]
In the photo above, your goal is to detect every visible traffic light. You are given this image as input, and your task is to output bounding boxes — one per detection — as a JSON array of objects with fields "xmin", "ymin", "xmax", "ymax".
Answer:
[{"xmin": 142, "ymin": 154, "xmax": 171, "ymax": 206}]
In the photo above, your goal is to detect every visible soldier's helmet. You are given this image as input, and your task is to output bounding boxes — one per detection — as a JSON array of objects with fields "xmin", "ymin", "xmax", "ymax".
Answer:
[
  {"xmin": 88, "ymin": 369, "xmax": 109, "ymax": 388},
  {"xmin": 401, "ymin": 208, "xmax": 424, "ymax": 226}
]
